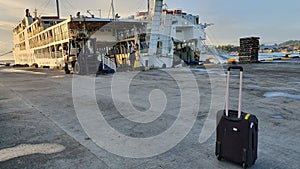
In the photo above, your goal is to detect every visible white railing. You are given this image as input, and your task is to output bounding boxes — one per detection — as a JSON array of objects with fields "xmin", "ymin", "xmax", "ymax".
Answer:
[
  {"xmin": 102, "ymin": 55, "xmax": 116, "ymax": 72},
  {"xmin": 150, "ymin": 55, "xmax": 165, "ymax": 68},
  {"xmin": 55, "ymin": 51, "xmax": 62, "ymax": 58},
  {"xmin": 138, "ymin": 54, "xmax": 146, "ymax": 67}
]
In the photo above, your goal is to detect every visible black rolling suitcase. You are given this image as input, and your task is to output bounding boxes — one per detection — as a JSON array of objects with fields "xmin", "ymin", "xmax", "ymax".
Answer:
[{"xmin": 215, "ymin": 66, "xmax": 258, "ymax": 169}]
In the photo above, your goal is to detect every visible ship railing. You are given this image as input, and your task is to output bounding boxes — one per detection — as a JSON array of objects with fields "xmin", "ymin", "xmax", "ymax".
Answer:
[
  {"xmin": 50, "ymin": 37, "xmax": 55, "ymax": 43},
  {"xmin": 46, "ymin": 38, "xmax": 50, "ymax": 44},
  {"xmin": 55, "ymin": 34, "xmax": 63, "ymax": 41},
  {"xmin": 102, "ymin": 55, "xmax": 116, "ymax": 72},
  {"xmin": 28, "ymin": 32, "xmax": 33, "ymax": 38},
  {"xmin": 42, "ymin": 53, "xmax": 46, "ymax": 59},
  {"xmin": 55, "ymin": 51, "xmax": 62, "ymax": 58},
  {"xmin": 137, "ymin": 53, "xmax": 146, "ymax": 67},
  {"xmin": 55, "ymin": 34, "xmax": 60, "ymax": 41},
  {"xmin": 20, "ymin": 36, "xmax": 25, "ymax": 42},
  {"xmin": 45, "ymin": 38, "xmax": 50, "ymax": 44},
  {"xmin": 39, "ymin": 27, "xmax": 44, "ymax": 32},
  {"xmin": 50, "ymin": 52, "xmax": 56, "ymax": 59},
  {"xmin": 69, "ymin": 29, "xmax": 88, "ymax": 38},
  {"xmin": 70, "ymin": 48, "xmax": 78, "ymax": 55},
  {"xmin": 33, "ymin": 29, "xmax": 41, "ymax": 35},
  {"xmin": 33, "ymin": 29, "xmax": 38, "ymax": 35},
  {"xmin": 69, "ymin": 29, "xmax": 76, "ymax": 37},
  {"xmin": 47, "ymin": 38, "xmax": 54, "ymax": 44},
  {"xmin": 54, "ymin": 35, "xmax": 57, "ymax": 41},
  {"xmin": 32, "ymin": 27, "xmax": 44, "ymax": 35},
  {"xmin": 62, "ymin": 31, "xmax": 69, "ymax": 39},
  {"xmin": 44, "ymin": 53, "xmax": 50, "ymax": 59},
  {"xmin": 42, "ymin": 53, "xmax": 45, "ymax": 59},
  {"xmin": 39, "ymin": 53, "xmax": 44, "ymax": 59}
]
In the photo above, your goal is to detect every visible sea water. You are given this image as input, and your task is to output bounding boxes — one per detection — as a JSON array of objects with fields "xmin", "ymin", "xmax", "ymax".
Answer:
[{"xmin": 0, "ymin": 55, "xmax": 14, "ymax": 66}]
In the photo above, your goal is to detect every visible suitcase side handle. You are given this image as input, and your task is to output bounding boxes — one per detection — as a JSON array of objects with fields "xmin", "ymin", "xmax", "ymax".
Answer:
[
  {"xmin": 228, "ymin": 66, "xmax": 243, "ymax": 71},
  {"xmin": 225, "ymin": 66, "xmax": 243, "ymax": 118}
]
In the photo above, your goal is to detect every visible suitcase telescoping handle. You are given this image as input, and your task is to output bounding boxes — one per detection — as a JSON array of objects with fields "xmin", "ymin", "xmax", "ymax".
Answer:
[{"xmin": 225, "ymin": 66, "xmax": 243, "ymax": 118}]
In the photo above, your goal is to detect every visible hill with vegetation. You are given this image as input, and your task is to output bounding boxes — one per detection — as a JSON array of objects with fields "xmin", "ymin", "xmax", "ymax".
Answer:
[
  {"xmin": 279, "ymin": 40, "xmax": 300, "ymax": 47},
  {"xmin": 215, "ymin": 45, "xmax": 239, "ymax": 53},
  {"xmin": 215, "ymin": 40, "xmax": 300, "ymax": 53}
]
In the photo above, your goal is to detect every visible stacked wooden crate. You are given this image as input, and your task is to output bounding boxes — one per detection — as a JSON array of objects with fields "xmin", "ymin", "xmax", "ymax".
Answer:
[{"xmin": 239, "ymin": 37, "xmax": 260, "ymax": 63}]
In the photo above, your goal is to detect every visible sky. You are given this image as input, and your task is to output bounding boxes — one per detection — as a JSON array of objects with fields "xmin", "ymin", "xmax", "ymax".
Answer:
[{"xmin": 1, "ymin": 0, "xmax": 300, "ymax": 55}]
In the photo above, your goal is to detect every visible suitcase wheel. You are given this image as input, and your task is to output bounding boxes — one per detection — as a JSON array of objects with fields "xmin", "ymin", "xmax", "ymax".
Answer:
[
  {"xmin": 217, "ymin": 155, "xmax": 222, "ymax": 161},
  {"xmin": 242, "ymin": 162, "xmax": 247, "ymax": 169}
]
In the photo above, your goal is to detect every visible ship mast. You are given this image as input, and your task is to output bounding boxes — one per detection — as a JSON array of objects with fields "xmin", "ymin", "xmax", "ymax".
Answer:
[
  {"xmin": 56, "ymin": 0, "xmax": 60, "ymax": 18},
  {"xmin": 148, "ymin": 0, "xmax": 150, "ymax": 15}
]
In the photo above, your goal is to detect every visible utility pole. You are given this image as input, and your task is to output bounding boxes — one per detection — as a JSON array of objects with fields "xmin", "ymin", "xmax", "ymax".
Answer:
[{"xmin": 98, "ymin": 9, "xmax": 102, "ymax": 18}]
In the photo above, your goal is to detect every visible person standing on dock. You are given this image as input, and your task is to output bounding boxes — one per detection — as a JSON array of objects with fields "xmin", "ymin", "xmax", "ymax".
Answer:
[{"xmin": 129, "ymin": 49, "xmax": 136, "ymax": 70}]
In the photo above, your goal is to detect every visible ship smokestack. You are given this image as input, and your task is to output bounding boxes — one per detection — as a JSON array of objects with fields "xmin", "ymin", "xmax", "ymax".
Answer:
[
  {"xmin": 56, "ymin": 0, "xmax": 60, "ymax": 18},
  {"xmin": 25, "ymin": 9, "xmax": 30, "ymax": 17}
]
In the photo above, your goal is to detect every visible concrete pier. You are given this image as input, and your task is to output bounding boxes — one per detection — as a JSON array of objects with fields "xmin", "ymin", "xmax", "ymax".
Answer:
[{"xmin": 0, "ymin": 60, "xmax": 299, "ymax": 168}]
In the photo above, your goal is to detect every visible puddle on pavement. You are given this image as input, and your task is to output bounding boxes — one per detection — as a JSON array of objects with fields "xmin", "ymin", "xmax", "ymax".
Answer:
[
  {"xmin": 264, "ymin": 92, "xmax": 300, "ymax": 100},
  {"xmin": 0, "ymin": 69, "xmax": 46, "ymax": 75},
  {"xmin": 271, "ymin": 115, "xmax": 285, "ymax": 119},
  {"xmin": 190, "ymin": 68, "xmax": 227, "ymax": 76},
  {"xmin": 51, "ymin": 75, "xmax": 65, "ymax": 79},
  {"xmin": 270, "ymin": 87, "xmax": 300, "ymax": 92},
  {"xmin": 190, "ymin": 69, "xmax": 207, "ymax": 75},
  {"xmin": 0, "ymin": 143, "xmax": 65, "ymax": 162},
  {"xmin": 244, "ymin": 84, "xmax": 261, "ymax": 89},
  {"xmin": 287, "ymin": 82, "xmax": 300, "ymax": 86}
]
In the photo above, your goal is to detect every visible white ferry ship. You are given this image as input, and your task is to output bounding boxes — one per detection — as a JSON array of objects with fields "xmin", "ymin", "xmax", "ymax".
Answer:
[{"xmin": 12, "ymin": 0, "xmax": 211, "ymax": 74}]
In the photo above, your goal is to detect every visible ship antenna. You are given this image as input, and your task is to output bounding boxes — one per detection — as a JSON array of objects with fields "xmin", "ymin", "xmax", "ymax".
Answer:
[
  {"xmin": 108, "ymin": 0, "xmax": 115, "ymax": 18},
  {"xmin": 56, "ymin": 0, "xmax": 60, "ymax": 18},
  {"xmin": 34, "ymin": 8, "xmax": 38, "ymax": 19}
]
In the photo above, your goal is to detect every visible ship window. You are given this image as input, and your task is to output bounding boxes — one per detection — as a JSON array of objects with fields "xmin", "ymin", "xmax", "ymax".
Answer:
[{"xmin": 157, "ymin": 41, "xmax": 162, "ymax": 48}]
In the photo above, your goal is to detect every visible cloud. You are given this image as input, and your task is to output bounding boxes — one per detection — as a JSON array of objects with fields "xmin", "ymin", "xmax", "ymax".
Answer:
[
  {"xmin": 0, "ymin": 21, "xmax": 15, "ymax": 29},
  {"xmin": 0, "ymin": 0, "xmax": 299, "ymax": 49},
  {"xmin": 0, "ymin": 28, "xmax": 13, "ymax": 52},
  {"xmin": 0, "ymin": 1, "xmax": 26, "ymax": 9}
]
